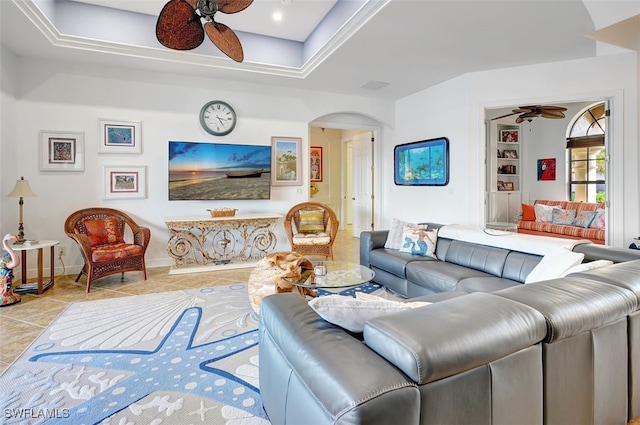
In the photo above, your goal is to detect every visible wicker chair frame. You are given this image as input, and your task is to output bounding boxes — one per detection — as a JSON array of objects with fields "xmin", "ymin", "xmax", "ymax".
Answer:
[
  {"xmin": 64, "ymin": 207, "xmax": 150, "ymax": 292},
  {"xmin": 284, "ymin": 202, "xmax": 339, "ymax": 260}
]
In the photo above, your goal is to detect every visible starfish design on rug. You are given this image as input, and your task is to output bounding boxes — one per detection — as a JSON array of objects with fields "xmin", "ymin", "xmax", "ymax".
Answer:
[{"xmin": 29, "ymin": 306, "xmax": 266, "ymax": 424}]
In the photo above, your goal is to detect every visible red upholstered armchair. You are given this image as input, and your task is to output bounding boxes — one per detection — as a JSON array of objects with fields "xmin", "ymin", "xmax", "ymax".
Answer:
[{"xmin": 64, "ymin": 208, "xmax": 150, "ymax": 292}]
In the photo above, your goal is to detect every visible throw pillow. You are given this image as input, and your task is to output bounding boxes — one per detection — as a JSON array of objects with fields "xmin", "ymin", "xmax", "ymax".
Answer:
[
  {"xmin": 398, "ymin": 226, "xmax": 438, "ymax": 258},
  {"xmin": 308, "ymin": 293, "xmax": 431, "ymax": 333},
  {"xmin": 534, "ymin": 203, "xmax": 555, "ymax": 223},
  {"xmin": 521, "ymin": 204, "xmax": 536, "ymax": 221},
  {"xmin": 525, "ymin": 249, "xmax": 585, "ymax": 283},
  {"xmin": 560, "ymin": 260, "xmax": 614, "ymax": 277},
  {"xmin": 589, "ymin": 209, "xmax": 606, "ymax": 229},
  {"xmin": 298, "ymin": 209, "xmax": 325, "ymax": 234},
  {"xmin": 551, "ymin": 208, "xmax": 577, "ymax": 225},
  {"xmin": 83, "ymin": 218, "xmax": 125, "ymax": 246},
  {"xmin": 384, "ymin": 218, "xmax": 428, "ymax": 250},
  {"xmin": 573, "ymin": 210, "xmax": 597, "ymax": 228}
]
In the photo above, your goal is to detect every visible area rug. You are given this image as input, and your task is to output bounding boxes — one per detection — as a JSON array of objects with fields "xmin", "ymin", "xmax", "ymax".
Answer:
[{"xmin": 0, "ymin": 284, "xmax": 268, "ymax": 425}]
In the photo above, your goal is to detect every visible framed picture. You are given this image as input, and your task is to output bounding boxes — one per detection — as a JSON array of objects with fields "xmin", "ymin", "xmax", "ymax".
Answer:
[
  {"xmin": 104, "ymin": 166, "xmax": 146, "ymax": 199},
  {"xmin": 310, "ymin": 146, "xmax": 323, "ymax": 182},
  {"xmin": 497, "ymin": 181, "xmax": 505, "ymax": 191},
  {"xmin": 99, "ymin": 119, "xmax": 142, "ymax": 154},
  {"xmin": 271, "ymin": 137, "xmax": 302, "ymax": 186},
  {"xmin": 39, "ymin": 131, "xmax": 85, "ymax": 171},
  {"xmin": 394, "ymin": 136, "xmax": 449, "ymax": 186},
  {"xmin": 503, "ymin": 181, "xmax": 515, "ymax": 191},
  {"xmin": 502, "ymin": 149, "xmax": 518, "ymax": 159},
  {"xmin": 500, "ymin": 130, "xmax": 518, "ymax": 143},
  {"xmin": 537, "ymin": 158, "xmax": 556, "ymax": 181}
]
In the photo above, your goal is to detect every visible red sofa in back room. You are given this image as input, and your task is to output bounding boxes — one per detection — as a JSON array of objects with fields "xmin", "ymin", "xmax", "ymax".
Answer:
[{"xmin": 517, "ymin": 199, "xmax": 606, "ymax": 244}]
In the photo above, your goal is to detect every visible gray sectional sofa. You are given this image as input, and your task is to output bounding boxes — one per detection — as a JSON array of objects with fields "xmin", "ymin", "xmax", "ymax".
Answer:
[{"xmin": 259, "ymin": 225, "xmax": 640, "ymax": 424}]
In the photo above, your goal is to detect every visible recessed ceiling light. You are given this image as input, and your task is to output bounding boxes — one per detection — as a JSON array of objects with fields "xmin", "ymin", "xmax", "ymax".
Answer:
[{"xmin": 272, "ymin": 11, "xmax": 283, "ymax": 22}]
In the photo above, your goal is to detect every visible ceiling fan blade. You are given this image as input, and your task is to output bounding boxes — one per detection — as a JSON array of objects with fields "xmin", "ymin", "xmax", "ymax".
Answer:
[
  {"xmin": 156, "ymin": 0, "xmax": 204, "ymax": 50},
  {"xmin": 204, "ymin": 21, "xmax": 244, "ymax": 62},
  {"xmin": 541, "ymin": 111, "xmax": 566, "ymax": 119},
  {"xmin": 491, "ymin": 112, "xmax": 519, "ymax": 120},
  {"xmin": 216, "ymin": 0, "xmax": 253, "ymax": 14},
  {"xmin": 540, "ymin": 106, "xmax": 568, "ymax": 112}
]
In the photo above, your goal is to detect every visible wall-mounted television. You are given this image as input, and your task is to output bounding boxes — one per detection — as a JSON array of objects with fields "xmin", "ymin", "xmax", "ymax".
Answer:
[
  {"xmin": 394, "ymin": 137, "xmax": 449, "ymax": 186},
  {"xmin": 168, "ymin": 141, "xmax": 272, "ymax": 200}
]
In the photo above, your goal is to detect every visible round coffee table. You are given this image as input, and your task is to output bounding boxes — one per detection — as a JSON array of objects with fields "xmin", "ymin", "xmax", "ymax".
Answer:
[{"xmin": 282, "ymin": 260, "xmax": 375, "ymax": 291}]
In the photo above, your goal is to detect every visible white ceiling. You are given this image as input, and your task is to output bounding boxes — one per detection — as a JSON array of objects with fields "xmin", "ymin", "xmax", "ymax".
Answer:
[{"xmin": 1, "ymin": 0, "xmax": 638, "ymax": 100}]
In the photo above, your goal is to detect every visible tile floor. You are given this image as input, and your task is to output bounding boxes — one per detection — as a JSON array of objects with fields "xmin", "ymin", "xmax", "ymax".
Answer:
[{"xmin": 0, "ymin": 228, "xmax": 361, "ymax": 373}]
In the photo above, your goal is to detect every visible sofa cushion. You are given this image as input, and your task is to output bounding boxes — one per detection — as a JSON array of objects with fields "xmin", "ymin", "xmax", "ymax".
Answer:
[
  {"xmin": 406, "ymin": 261, "xmax": 494, "ymax": 293},
  {"xmin": 458, "ymin": 277, "xmax": 522, "ymax": 293},
  {"xmin": 364, "ymin": 292, "xmax": 547, "ymax": 384},
  {"xmin": 590, "ymin": 209, "xmax": 606, "ymax": 229},
  {"xmin": 398, "ymin": 226, "xmax": 437, "ymax": 258},
  {"xmin": 502, "ymin": 251, "xmax": 542, "ymax": 282},
  {"xmin": 369, "ymin": 248, "xmax": 434, "ymax": 279},
  {"xmin": 442, "ymin": 240, "xmax": 509, "ymax": 277},
  {"xmin": 534, "ymin": 204, "xmax": 555, "ymax": 222},
  {"xmin": 298, "ymin": 209, "xmax": 325, "ymax": 233}
]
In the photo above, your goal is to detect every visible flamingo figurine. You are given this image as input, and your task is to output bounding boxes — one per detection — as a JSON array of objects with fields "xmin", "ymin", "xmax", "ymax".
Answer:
[{"xmin": 1, "ymin": 234, "xmax": 21, "ymax": 306}]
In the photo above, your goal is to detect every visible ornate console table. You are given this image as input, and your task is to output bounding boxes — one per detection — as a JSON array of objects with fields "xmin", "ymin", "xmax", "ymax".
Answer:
[{"xmin": 164, "ymin": 213, "xmax": 282, "ymax": 274}]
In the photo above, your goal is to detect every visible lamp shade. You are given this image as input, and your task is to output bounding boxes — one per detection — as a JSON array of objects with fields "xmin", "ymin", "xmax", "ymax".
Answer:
[{"xmin": 7, "ymin": 177, "xmax": 36, "ymax": 198}]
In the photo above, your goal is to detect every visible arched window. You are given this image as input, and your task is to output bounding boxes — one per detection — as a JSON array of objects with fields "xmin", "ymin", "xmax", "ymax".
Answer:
[{"xmin": 566, "ymin": 103, "xmax": 606, "ymax": 202}]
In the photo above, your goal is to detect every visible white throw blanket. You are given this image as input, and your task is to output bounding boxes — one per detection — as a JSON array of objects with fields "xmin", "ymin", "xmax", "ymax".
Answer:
[{"xmin": 437, "ymin": 224, "xmax": 591, "ymax": 256}]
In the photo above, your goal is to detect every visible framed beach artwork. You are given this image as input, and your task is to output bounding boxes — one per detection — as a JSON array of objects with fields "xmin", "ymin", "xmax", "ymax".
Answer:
[
  {"xmin": 99, "ymin": 119, "xmax": 142, "ymax": 154},
  {"xmin": 168, "ymin": 141, "xmax": 271, "ymax": 200},
  {"xmin": 310, "ymin": 146, "xmax": 323, "ymax": 182},
  {"xmin": 394, "ymin": 136, "xmax": 449, "ymax": 186},
  {"xmin": 104, "ymin": 166, "xmax": 146, "ymax": 199},
  {"xmin": 39, "ymin": 130, "xmax": 85, "ymax": 171},
  {"xmin": 271, "ymin": 137, "xmax": 302, "ymax": 186}
]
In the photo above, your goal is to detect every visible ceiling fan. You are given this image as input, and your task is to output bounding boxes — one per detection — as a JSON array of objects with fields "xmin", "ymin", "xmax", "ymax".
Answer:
[
  {"xmin": 156, "ymin": 0, "xmax": 253, "ymax": 63},
  {"xmin": 492, "ymin": 105, "xmax": 568, "ymax": 124}
]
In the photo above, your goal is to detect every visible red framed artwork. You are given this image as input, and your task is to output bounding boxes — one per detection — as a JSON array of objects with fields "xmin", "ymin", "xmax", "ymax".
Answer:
[{"xmin": 310, "ymin": 146, "xmax": 323, "ymax": 182}]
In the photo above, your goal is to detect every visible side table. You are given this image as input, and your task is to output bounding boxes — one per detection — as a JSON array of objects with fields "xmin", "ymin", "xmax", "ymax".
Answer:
[{"xmin": 11, "ymin": 240, "xmax": 59, "ymax": 294}]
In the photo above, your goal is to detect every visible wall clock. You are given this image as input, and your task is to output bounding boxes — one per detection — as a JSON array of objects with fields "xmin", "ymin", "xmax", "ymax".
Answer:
[{"xmin": 199, "ymin": 100, "xmax": 237, "ymax": 136}]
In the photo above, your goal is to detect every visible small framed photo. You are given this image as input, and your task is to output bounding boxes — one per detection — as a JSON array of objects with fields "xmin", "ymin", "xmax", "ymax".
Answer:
[
  {"xmin": 310, "ymin": 146, "xmax": 323, "ymax": 182},
  {"xmin": 39, "ymin": 131, "xmax": 85, "ymax": 171},
  {"xmin": 503, "ymin": 181, "xmax": 515, "ymax": 191},
  {"xmin": 497, "ymin": 181, "xmax": 505, "ymax": 191},
  {"xmin": 271, "ymin": 137, "xmax": 302, "ymax": 186},
  {"xmin": 502, "ymin": 149, "xmax": 518, "ymax": 159},
  {"xmin": 99, "ymin": 119, "xmax": 142, "ymax": 154},
  {"xmin": 500, "ymin": 130, "xmax": 518, "ymax": 143},
  {"xmin": 104, "ymin": 166, "xmax": 146, "ymax": 199}
]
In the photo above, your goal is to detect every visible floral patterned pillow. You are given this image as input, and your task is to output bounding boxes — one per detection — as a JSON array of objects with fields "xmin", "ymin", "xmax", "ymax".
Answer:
[
  {"xmin": 551, "ymin": 208, "xmax": 576, "ymax": 225},
  {"xmin": 534, "ymin": 204, "xmax": 555, "ymax": 223},
  {"xmin": 573, "ymin": 210, "xmax": 597, "ymax": 228},
  {"xmin": 589, "ymin": 209, "xmax": 606, "ymax": 229},
  {"xmin": 83, "ymin": 218, "xmax": 125, "ymax": 246}
]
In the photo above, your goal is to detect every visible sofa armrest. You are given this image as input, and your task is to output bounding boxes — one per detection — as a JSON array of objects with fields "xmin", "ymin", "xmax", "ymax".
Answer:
[
  {"xmin": 573, "ymin": 243, "xmax": 640, "ymax": 263},
  {"xmin": 360, "ymin": 230, "xmax": 389, "ymax": 267},
  {"xmin": 364, "ymin": 292, "xmax": 547, "ymax": 384},
  {"xmin": 259, "ymin": 294, "xmax": 419, "ymax": 425}
]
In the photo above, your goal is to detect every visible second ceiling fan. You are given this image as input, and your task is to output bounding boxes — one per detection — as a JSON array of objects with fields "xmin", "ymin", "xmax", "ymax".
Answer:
[{"xmin": 493, "ymin": 105, "xmax": 568, "ymax": 123}]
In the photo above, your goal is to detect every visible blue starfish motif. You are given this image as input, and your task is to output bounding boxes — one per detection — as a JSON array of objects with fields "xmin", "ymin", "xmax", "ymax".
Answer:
[{"xmin": 29, "ymin": 307, "xmax": 265, "ymax": 424}]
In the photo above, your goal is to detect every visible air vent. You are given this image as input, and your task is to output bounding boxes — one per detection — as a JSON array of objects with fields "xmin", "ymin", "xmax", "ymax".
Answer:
[{"xmin": 360, "ymin": 81, "xmax": 390, "ymax": 90}]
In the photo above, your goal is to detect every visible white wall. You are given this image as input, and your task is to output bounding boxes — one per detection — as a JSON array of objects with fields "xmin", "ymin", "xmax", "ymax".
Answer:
[
  {"xmin": 392, "ymin": 52, "xmax": 638, "ymax": 247},
  {"xmin": 0, "ymin": 56, "xmax": 394, "ymax": 275}
]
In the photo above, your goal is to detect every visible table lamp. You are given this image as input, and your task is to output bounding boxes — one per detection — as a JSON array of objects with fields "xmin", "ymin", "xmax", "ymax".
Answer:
[{"xmin": 7, "ymin": 176, "xmax": 36, "ymax": 244}]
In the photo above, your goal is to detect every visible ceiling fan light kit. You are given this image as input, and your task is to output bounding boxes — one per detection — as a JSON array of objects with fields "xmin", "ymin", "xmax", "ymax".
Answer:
[{"xmin": 156, "ymin": 0, "xmax": 253, "ymax": 62}]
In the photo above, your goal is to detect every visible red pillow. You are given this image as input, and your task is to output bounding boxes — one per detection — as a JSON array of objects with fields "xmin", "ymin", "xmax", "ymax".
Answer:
[
  {"xmin": 83, "ymin": 218, "xmax": 125, "ymax": 246},
  {"xmin": 521, "ymin": 204, "xmax": 536, "ymax": 221}
]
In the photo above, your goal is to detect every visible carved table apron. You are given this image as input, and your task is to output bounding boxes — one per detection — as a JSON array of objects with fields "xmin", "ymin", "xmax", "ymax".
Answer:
[{"xmin": 164, "ymin": 213, "xmax": 282, "ymax": 274}]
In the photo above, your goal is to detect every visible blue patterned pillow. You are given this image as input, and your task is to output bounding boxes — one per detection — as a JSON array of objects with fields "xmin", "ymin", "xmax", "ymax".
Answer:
[
  {"xmin": 573, "ymin": 210, "xmax": 597, "ymax": 228},
  {"xmin": 551, "ymin": 208, "xmax": 576, "ymax": 225}
]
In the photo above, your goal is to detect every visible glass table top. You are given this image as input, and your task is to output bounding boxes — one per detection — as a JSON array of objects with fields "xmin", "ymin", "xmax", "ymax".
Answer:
[{"xmin": 282, "ymin": 260, "xmax": 375, "ymax": 289}]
